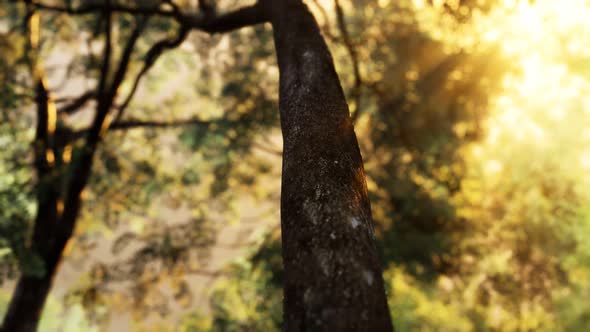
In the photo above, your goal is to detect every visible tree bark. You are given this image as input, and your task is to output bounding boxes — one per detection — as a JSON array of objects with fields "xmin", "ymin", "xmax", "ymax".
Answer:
[
  {"xmin": 262, "ymin": 1, "xmax": 394, "ymax": 331},
  {"xmin": 1, "ymin": 270, "xmax": 55, "ymax": 332}
]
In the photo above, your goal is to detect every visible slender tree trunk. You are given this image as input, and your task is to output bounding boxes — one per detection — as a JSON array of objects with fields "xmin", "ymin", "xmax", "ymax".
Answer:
[
  {"xmin": 1, "ymin": 118, "xmax": 104, "ymax": 332},
  {"xmin": 2, "ymin": 5, "xmax": 123, "ymax": 330},
  {"xmin": 263, "ymin": 1, "xmax": 394, "ymax": 330},
  {"xmin": 1, "ymin": 271, "xmax": 54, "ymax": 332},
  {"xmin": 1, "ymin": 78, "xmax": 63, "ymax": 332},
  {"xmin": 1, "ymin": 156, "xmax": 80, "ymax": 332}
]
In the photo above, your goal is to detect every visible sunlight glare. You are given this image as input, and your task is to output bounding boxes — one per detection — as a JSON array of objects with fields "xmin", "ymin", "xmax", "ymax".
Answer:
[
  {"xmin": 463, "ymin": 0, "xmax": 590, "ymax": 167},
  {"xmin": 581, "ymin": 153, "xmax": 590, "ymax": 170}
]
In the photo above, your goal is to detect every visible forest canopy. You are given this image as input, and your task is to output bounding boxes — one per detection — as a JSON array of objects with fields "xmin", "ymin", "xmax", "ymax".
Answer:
[{"xmin": 1, "ymin": 0, "xmax": 590, "ymax": 331}]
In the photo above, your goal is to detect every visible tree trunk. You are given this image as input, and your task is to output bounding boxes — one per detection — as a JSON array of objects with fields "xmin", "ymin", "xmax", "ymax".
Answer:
[
  {"xmin": 1, "ymin": 80, "xmax": 64, "ymax": 332},
  {"xmin": 1, "ymin": 274, "xmax": 54, "ymax": 332},
  {"xmin": 1, "ymin": 202, "xmax": 72, "ymax": 332},
  {"xmin": 263, "ymin": 1, "xmax": 394, "ymax": 330},
  {"xmin": 2, "ymin": 6, "xmax": 117, "ymax": 330}
]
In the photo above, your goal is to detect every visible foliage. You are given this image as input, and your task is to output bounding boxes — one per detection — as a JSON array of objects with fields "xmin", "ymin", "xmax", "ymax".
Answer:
[
  {"xmin": 189, "ymin": 260, "xmax": 282, "ymax": 332},
  {"xmin": 0, "ymin": 13, "xmax": 37, "ymax": 281}
]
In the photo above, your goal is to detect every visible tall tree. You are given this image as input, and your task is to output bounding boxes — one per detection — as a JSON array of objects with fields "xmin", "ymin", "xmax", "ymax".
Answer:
[
  {"xmin": 261, "ymin": 1, "xmax": 393, "ymax": 330},
  {"xmin": 1, "ymin": 1, "xmax": 393, "ymax": 331}
]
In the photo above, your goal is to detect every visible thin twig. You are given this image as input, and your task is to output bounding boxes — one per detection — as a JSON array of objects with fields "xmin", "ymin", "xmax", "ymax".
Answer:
[
  {"xmin": 109, "ymin": 118, "xmax": 213, "ymax": 130},
  {"xmin": 334, "ymin": 0, "xmax": 363, "ymax": 122},
  {"xmin": 114, "ymin": 25, "xmax": 190, "ymax": 123},
  {"xmin": 57, "ymin": 91, "xmax": 95, "ymax": 115}
]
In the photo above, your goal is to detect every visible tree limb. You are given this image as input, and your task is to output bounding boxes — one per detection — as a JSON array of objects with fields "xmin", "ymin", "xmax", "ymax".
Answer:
[
  {"xmin": 109, "ymin": 17, "xmax": 148, "ymax": 97},
  {"xmin": 163, "ymin": 0, "xmax": 183, "ymax": 17},
  {"xmin": 252, "ymin": 141, "xmax": 283, "ymax": 156},
  {"xmin": 109, "ymin": 118, "xmax": 213, "ymax": 131},
  {"xmin": 180, "ymin": 4, "xmax": 267, "ymax": 34},
  {"xmin": 59, "ymin": 1, "xmax": 115, "ymax": 245},
  {"xmin": 114, "ymin": 25, "xmax": 190, "ymax": 123},
  {"xmin": 57, "ymin": 91, "xmax": 95, "ymax": 115},
  {"xmin": 21, "ymin": 0, "xmax": 268, "ymax": 35},
  {"xmin": 334, "ymin": 0, "xmax": 363, "ymax": 121},
  {"xmin": 22, "ymin": 0, "xmax": 176, "ymax": 18},
  {"xmin": 113, "ymin": 2, "xmax": 268, "ymax": 120},
  {"xmin": 96, "ymin": 4, "xmax": 112, "ymax": 105}
]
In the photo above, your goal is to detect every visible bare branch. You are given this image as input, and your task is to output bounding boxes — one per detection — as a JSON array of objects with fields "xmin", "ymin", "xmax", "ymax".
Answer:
[
  {"xmin": 198, "ymin": 0, "xmax": 216, "ymax": 17},
  {"xmin": 109, "ymin": 118, "xmax": 213, "ymax": 131},
  {"xmin": 23, "ymin": 0, "xmax": 267, "ymax": 35},
  {"xmin": 57, "ymin": 91, "xmax": 95, "ymax": 115},
  {"xmin": 252, "ymin": 141, "xmax": 283, "ymax": 156},
  {"xmin": 180, "ymin": 4, "xmax": 267, "ymax": 34},
  {"xmin": 114, "ymin": 25, "xmax": 190, "ymax": 122},
  {"xmin": 334, "ymin": 0, "xmax": 363, "ymax": 121},
  {"xmin": 108, "ymin": 17, "xmax": 148, "ymax": 105},
  {"xmin": 24, "ymin": 0, "xmax": 176, "ymax": 18},
  {"xmin": 163, "ymin": 0, "xmax": 183, "ymax": 17},
  {"xmin": 96, "ymin": 4, "xmax": 112, "ymax": 103}
]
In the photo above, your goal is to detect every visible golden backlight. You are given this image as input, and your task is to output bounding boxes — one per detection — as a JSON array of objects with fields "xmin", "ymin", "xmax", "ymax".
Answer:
[{"xmin": 461, "ymin": 0, "xmax": 590, "ymax": 178}]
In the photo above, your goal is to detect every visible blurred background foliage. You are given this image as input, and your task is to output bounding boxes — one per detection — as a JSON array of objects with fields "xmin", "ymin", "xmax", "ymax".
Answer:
[{"xmin": 1, "ymin": 0, "xmax": 590, "ymax": 331}]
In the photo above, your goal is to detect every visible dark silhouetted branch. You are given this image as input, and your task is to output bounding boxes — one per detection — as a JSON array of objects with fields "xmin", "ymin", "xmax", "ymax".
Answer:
[
  {"xmin": 57, "ymin": 91, "xmax": 95, "ymax": 115},
  {"xmin": 180, "ymin": 4, "xmax": 266, "ymax": 34},
  {"xmin": 335, "ymin": 0, "xmax": 363, "ymax": 122},
  {"xmin": 22, "ymin": 0, "xmax": 267, "ymax": 35},
  {"xmin": 109, "ymin": 118, "xmax": 213, "ymax": 131},
  {"xmin": 115, "ymin": 25, "xmax": 190, "ymax": 122},
  {"xmin": 23, "ymin": 0, "xmax": 176, "ymax": 18},
  {"xmin": 109, "ymin": 18, "xmax": 147, "ymax": 99},
  {"xmin": 96, "ymin": 4, "xmax": 112, "ymax": 105},
  {"xmin": 163, "ymin": 0, "xmax": 183, "ymax": 17}
]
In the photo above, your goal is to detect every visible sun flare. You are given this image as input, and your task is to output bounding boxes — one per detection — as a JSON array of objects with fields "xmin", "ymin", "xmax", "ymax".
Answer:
[{"xmin": 465, "ymin": 0, "xmax": 590, "ymax": 176}]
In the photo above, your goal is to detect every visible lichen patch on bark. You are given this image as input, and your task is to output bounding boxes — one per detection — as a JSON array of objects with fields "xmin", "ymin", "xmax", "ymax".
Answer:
[{"xmin": 350, "ymin": 216, "xmax": 361, "ymax": 229}]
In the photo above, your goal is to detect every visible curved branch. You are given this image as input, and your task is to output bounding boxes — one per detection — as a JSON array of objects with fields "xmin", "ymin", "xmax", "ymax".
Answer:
[
  {"xmin": 109, "ymin": 17, "xmax": 148, "ymax": 99},
  {"xmin": 24, "ymin": 0, "xmax": 267, "ymax": 35},
  {"xmin": 180, "ymin": 3, "xmax": 267, "ymax": 34},
  {"xmin": 114, "ymin": 25, "xmax": 190, "ymax": 123}
]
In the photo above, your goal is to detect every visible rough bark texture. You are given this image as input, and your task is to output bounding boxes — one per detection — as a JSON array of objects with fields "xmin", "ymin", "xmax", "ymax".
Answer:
[{"xmin": 262, "ymin": 1, "xmax": 394, "ymax": 331}]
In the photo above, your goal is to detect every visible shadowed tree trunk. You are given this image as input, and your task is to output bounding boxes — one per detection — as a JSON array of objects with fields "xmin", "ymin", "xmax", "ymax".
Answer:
[
  {"xmin": 261, "ymin": 1, "xmax": 393, "ymax": 331},
  {"xmin": 1, "ymin": 80, "xmax": 60, "ymax": 329},
  {"xmin": 2, "ymin": 1, "xmax": 393, "ymax": 331}
]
